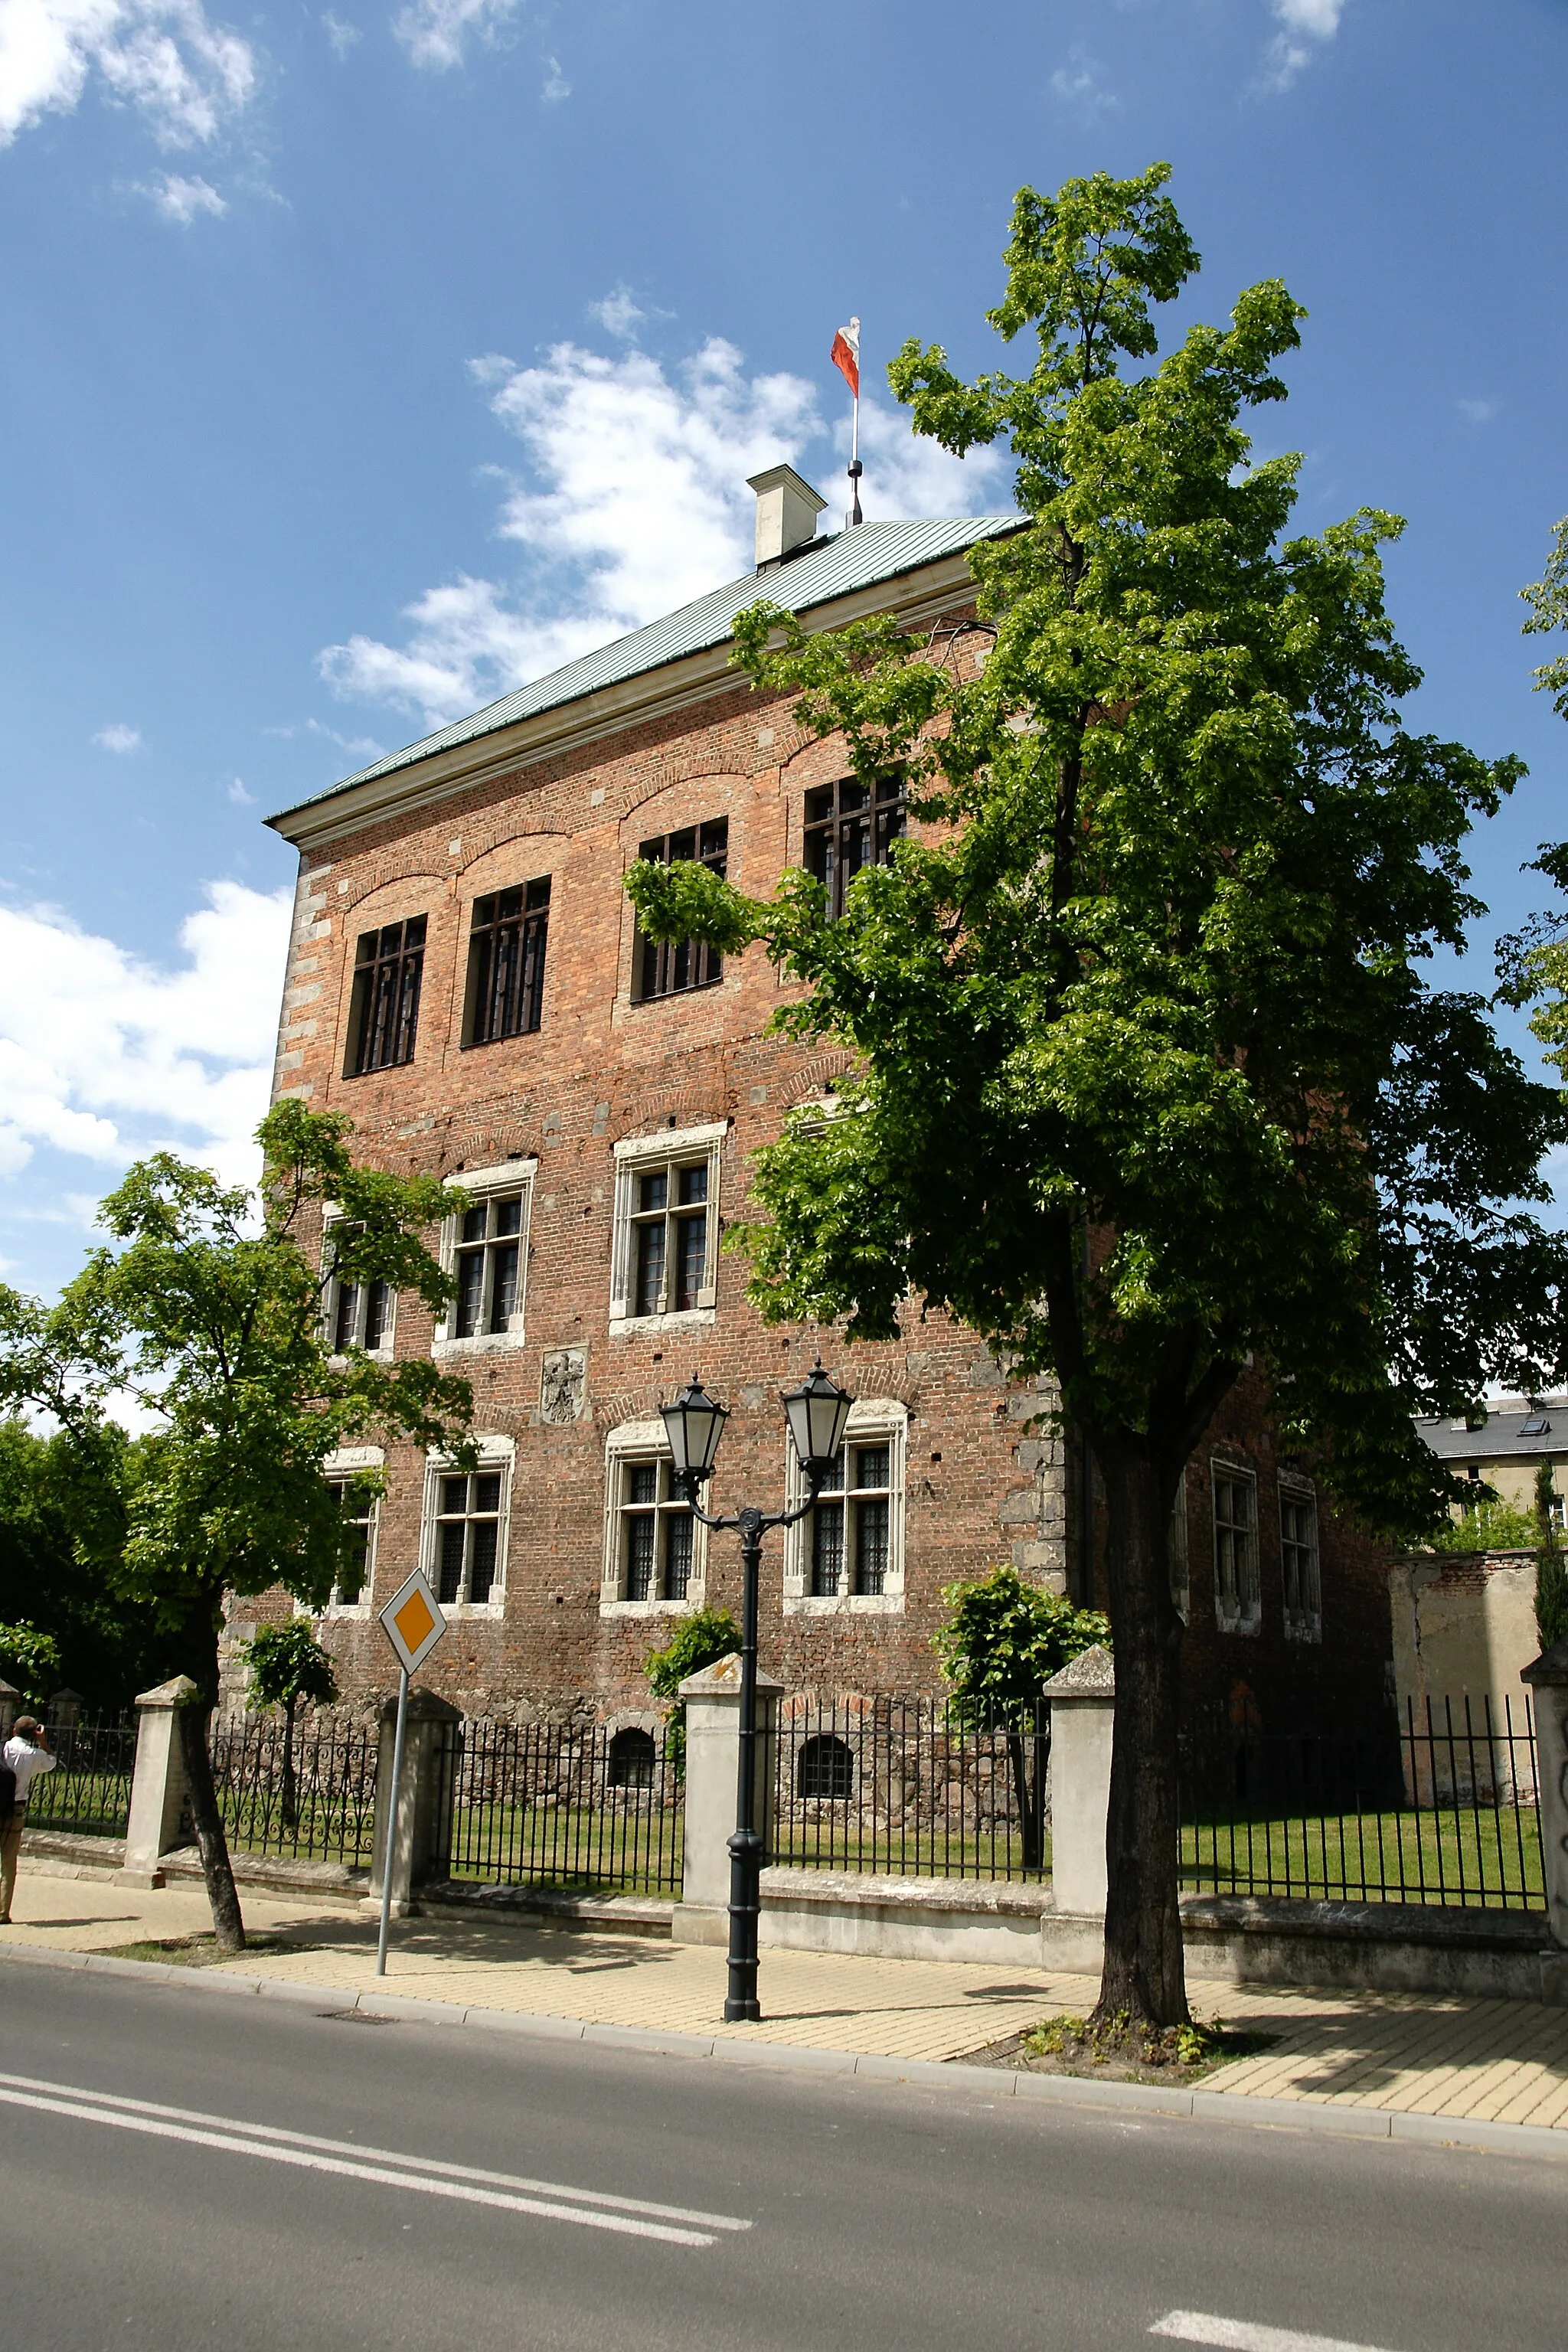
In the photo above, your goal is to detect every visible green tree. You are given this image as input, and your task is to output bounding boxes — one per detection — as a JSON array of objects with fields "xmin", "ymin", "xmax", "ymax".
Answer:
[
  {"xmin": 1535, "ymin": 1463, "xmax": 1568, "ymax": 1653},
  {"xmin": 0, "ymin": 1621, "xmax": 60, "ymax": 1704},
  {"xmin": 933, "ymin": 1563, "xmax": 1109, "ymax": 1866},
  {"xmin": 0, "ymin": 1419, "xmax": 165, "ymax": 1706},
  {"xmin": 240, "ymin": 1619, "xmax": 341, "ymax": 1828},
  {"xmin": 642, "ymin": 1606, "xmax": 742, "ymax": 1777},
  {"xmin": 626, "ymin": 165, "xmax": 1568, "ymax": 2030},
  {"xmin": 0, "ymin": 1102, "xmax": 473, "ymax": 1952}
]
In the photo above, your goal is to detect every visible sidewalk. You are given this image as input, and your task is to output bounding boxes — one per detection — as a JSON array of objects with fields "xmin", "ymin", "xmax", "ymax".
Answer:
[{"xmin": 8, "ymin": 1864, "xmax": 1568, "ymax": 2138}]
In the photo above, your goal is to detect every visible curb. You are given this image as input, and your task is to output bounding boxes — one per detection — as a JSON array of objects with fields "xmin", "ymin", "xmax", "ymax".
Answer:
[{"xmin": 5, "ymin": 1940, "xmax": 1566, "ymax": 2164}]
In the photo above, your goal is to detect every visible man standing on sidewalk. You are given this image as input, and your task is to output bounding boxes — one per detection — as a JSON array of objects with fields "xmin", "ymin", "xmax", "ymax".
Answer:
[{"xmin": 1, "ymin": 1717, "xmax": 56, "ymax": 1922}]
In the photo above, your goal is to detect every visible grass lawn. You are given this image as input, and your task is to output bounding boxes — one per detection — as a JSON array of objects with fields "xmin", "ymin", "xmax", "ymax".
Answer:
[
  {"xmin": 1180, "ymin": 1805, "xmax": 1544, "ymax": 1909},
  {"xmin": 446, "ymin": 1800, "xmax": 683, "ymax": 1896}
]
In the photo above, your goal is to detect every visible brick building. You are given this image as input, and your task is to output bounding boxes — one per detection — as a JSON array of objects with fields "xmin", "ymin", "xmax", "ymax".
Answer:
[{"xmin": 258, "ymin": 467, "xmax": 1391, "ymax": 1733}]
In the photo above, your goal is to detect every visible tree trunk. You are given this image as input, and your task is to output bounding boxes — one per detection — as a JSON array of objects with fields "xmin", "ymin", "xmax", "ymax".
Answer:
[
  {"xmin": 1006, "ymin": 1726, "xmax": 1047, "ymax": 1870},
  {"xmin": 1091, "ymin": 1440, "xmax": 1187, "ymax": 2030},
  {"xmin": 173, "ymin": 1596, "xmax": 246, "ymax": 1954}
]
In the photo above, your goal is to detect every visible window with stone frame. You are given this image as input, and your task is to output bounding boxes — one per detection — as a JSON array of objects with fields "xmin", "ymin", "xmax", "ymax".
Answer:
[
  {"xmin": 632, "ymin": 820, "xmax": 727, "ymax": 1000},
  {"xmin": 782, "ymin": 1402, "xmax": 906, "ymax": 1614},
  {"xmin": 434, "ymin": 1162, "xmax": 535, "ymax": 1353},
  {"xmin": 599, "ymin": 1424, "xmax": 707, "ymax": 1615},
  {"xmin": 345, "ymin": 914, "xmax": 426, "ymax": 1075},
  {"xmin": 802, "ymin": 771, "xmax": 905, "ymax": 917},
  {"xmin": 320, "ymin": 1212, "xmax": 396, "ymax": 1359},
  {"xmin": 318, "ymin": 1448, "xmax": 382, "ymax": 1613},
  {"xmin": 1169, "ymin": 1468, "xmax": 1190, "ymax": 1624},
  {"xmin": 464, "ymin": 877, "xmax": 550, "ymax": 1046},
  {"xmin": 1279, "ymin": 1478, "xmax": 1323, "ymax": 1642},
  {"xmin": 420, "ymin": 1439, "xmax": 511, "ymax": 1609},
  {"xmin": 1212, "ymin": 1461, "xmax": 1261, "ymax": 1635},
  {"xmin": 608, "ymin": 1125, "xmax": 722, "ymax": 1332}
]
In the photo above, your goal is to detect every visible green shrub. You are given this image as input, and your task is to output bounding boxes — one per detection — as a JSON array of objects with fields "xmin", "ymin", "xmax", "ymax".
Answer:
[
  {"xmin": 642, "ymin": 1607, "xmax": 742, "ymax": 1778},
  {"xmin": 933, "ymin": 1563, "xmax": 1109, "ymax": 1722}
]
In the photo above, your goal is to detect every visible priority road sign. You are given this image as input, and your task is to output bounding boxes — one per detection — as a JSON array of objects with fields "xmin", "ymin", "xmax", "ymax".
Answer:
[{"xmin": 377, "ymin": 1567, "xmax": 447, "ymax": 1677}]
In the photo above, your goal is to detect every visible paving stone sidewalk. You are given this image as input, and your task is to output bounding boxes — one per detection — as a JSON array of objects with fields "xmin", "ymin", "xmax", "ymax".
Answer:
[{"xmin": 8, "ymin": 1866, "xmax": 1568, "ymax": 2133}]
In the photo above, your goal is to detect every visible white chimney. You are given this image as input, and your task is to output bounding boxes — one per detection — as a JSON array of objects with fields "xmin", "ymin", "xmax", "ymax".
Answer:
[{"xmin": 746, "ymin": 465, "xmax": 828, "ymax": 568}]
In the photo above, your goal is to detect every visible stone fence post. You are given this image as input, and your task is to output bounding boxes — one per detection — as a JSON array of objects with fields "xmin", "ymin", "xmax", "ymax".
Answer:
[
  {"xmin": 1044, "ymin": 1645, "xmax": 1115, "ymax": 1919},
  {"xmin": 672, "ymin": 1653, "xmax": 782, "ymax": 1944},
  {"xmin": 0, "ymin": 1681, "xmax": 19, "ymax": 1740},
  {"xmin": 367, "ymin": 1687, "xmax": 462, "ymax": 1919},
  {"xmin": 122, "ymin": 1676, "xmax": 201, "ymax": 1888},
  {"xmin": 1523, "ymin": 1641, "xmax": 1568, "ymax": 1950}
]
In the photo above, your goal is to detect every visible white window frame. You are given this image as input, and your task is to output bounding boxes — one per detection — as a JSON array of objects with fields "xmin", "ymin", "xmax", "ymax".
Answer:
[
  {"xmin": 433, "ymin": 1159, "xmax": 537, "ymax": 1358},
  {"xmin": 320, "ymin": 1207, "xmax": 397, "ymax": 1364},
  {"xmin": 783, "ymin": 1399, "xmax": 907, "ymax": 1616},
  {"xmin": 599, "ymin": 1421, "xmax": 708, "ymax": 1619},
  {"xmin": 418, "ymin": 1434, "xmax": 513, "ymax": 1615},
  {"xmin": 317, "ymin": 1445, "xmax": 382, "ymax": 1615},
  {"xmin": 608, "ymin": 1123, "xmax": 724, "ymax": 1336},
  {"xmin": 1211, "ymin": 1457, "xmax": 1261, "ymax": 1636},
  {"xmin": 1169, "ymin": 1467, "xmax": 1189, "ymax": 1625},
  {"xmin": 1279, "ymin": 1474, "xmax": 1322, "ymax": 1644}
]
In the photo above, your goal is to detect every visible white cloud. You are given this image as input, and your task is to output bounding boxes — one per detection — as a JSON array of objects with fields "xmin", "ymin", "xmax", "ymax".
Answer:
[
  {"xmin": 392, "ymin": 0, "xmax": 515, "ymax": 71},
  {"xmin": 1458, "ymin": 397, "xmax": 1499, "ymax": 426},
  {"xmin": 1050, "ymin": 44, "xmax": 1118, "ymax": 115},
  {"xmin": 322, "ymin": 8, "xmax": 358, "ymax": 51},
  {"xmin": 0, "ymin": 880, "xmax": 292, "ymax": 1197},
  {"xmin": 136, "ymin": 168, "xmax": 224, "ymax": 220},
  {"xmin": 318, "ymin": 335, "xmax": 1006, "ymax": 727},
  {"xmin": 589, "ymin": 286, "xmax": 643, "ymax": 340},
  {"xmin": 225, "ymin": 775, "xmax": 255, "ymax": 804},
  {"xmin": 540, "ymin": 51, "xmax": 566, "ymax": 99},
  {"xmin": 93, "ymin": 722, "xmax": 142, "ymax": 753},
  {"xmin": 0, "ymin": 0, "xmax": 257, "ymax": 149},
  {"xmin": 1260, "ymin": 0, "xmax": 1344, "ymax": 89}
]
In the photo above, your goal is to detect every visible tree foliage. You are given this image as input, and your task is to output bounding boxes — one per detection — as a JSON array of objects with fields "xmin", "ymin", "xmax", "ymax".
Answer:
[
  {"xmin": 0, "ymin": 1102, "xmax": 474, "ymax": 1949},
  {"xmin": 241, "ymin": 1619, "xmax": 341, "ymax": 1716},
  {"xmin": 0, "ymin": 1419, "xmax": 165, "ymax": 1704},
  {"xmin": 642, "ymin": 1606, "xmax": 742, "ymax": 1777},
  {"xmin": 626, "ymin": 164, "xmax": 1568, "ymax": 2025},
  {"xmin": 933, "ymin": 1565, "xmax": 1109, "ymax": 1720},
  {"xmin": 0, "ymin": 1620, "xmax": 61, "ymax": 1704}
]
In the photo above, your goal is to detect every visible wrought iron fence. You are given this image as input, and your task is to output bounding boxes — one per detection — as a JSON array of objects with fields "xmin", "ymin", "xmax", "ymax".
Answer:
[
  {"xmin": 444, "ymin": 1718, "xmax": 682, "ymax": 1896},
  {"xmin": 22, "ymin": 1716, "xmax": 136, "ymax": 1838},
  {"xmin": 209, "ymin": 1712, "xmax": 378, "ymax": 1867},
  {"xmin": 1178, "ymin": 1694, "xmax": 1544, "ymax": 1912},
  {"xmin": 771, "ymin": 1696, "xmax": 1051, "ymax": 1880}
]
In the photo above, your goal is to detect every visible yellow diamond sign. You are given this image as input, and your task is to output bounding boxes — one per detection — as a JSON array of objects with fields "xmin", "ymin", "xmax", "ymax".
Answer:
[{"xmin": 378, "ymin": 1566, "xmax": 448, "ymax": 1677}]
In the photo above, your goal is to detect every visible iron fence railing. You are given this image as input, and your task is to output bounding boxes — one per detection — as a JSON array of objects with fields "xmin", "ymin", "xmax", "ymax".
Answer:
[
  {"xmin": 1178, "ymin": 1694, "xmax": 1544, "ymax": 1912},
  {"xmin": 22, "ymin": 1717, "xmax": 136, "ymax": 1838},
  {"xmin": 444, "ymin": 1719, "xmax": 682, "ymax": 1896},
  {"xmin": 770, "ymin": 1696, "xmax": 1052, "ymax": 1880},
  {"xmin": 209, "ymin": 1712, "xmax": 378, "ymax": 1867}
]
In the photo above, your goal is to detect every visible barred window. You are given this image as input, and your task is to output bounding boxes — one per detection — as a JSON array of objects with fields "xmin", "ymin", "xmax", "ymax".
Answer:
[
  {"xmin": 608, "ymin": 1727, "xmax": 657, "ymax": 1790},
  {"xmin": 325, "ymin": 1477, "xmax": 376, "ymax": 1610},
  {"xmin": 803, "ymin": 773, "xmax": 904, "ymax": 917},
  {"xmin": 1213, "ymin": 1465, "xmax": 1261, "ymax": 1635},
  {"xmin": 798, "ymin": 1733, "xmax": 854, "ymax": 1801},
  {"xmin": 434, "ymin": 1469, "xmax": 505, "ymax": 1606},
  {"xmin": 811, "ymin": 1442, "xmax": 892, "ymax": 1598},
  {"xmin": 465, "ymin": 879, "xmax": 550, "ymax": 1046},
  {"xmin": 453, "ymin": 1194, "xmax": 525, "ymax": 1337},
  {"xmin": 633, "ymin": 821, "xmax": 727, "ymax": 1000},
  {"xmin": 630, "ymin": 1161, "xmax": 709, "ymax": 1318},
  {"xmin": 1280, "ymin": 1482, "xmax": 1322, "ymax": 1642},
  {"xmin": 347, "ymin": 916, "xmax": 426, "ymax": 1074},
  {"xmin": 617, "ymin": 1459, "xmax": 694, "ymax": 1602}
]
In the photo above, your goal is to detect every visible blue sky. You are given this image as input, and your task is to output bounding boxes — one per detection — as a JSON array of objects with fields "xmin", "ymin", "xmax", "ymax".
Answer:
[{"xmin": 1, "ymin": 0, "xmax": 1565, "ymax": 1298}]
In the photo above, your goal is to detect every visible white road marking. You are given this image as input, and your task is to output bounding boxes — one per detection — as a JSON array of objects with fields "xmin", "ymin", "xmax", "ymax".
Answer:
[
  {"xmin": 0, "ymin": 2069, "xmax": 744, "ymax": 2233},
  {"xmin": 0, "ymin": 2076, "xmax": 744, "ymax": 2246},
  {"xmin": 1151, "ymin": 2314, "xmax": 1400, "ymax": 2352}
]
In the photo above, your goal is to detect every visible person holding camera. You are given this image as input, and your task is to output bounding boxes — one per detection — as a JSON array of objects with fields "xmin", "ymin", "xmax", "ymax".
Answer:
[{"xmin": 1, "ymin": 1716, "xmax": 57, "ymax": 1923}]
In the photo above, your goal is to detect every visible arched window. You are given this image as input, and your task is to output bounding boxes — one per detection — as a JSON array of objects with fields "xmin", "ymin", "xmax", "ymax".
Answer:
[
  {"xmin": 797, "ymin": 1733, "xmax": 854, "ymax": 1802},
  {"xmin": 608, "ymin": 1726, "xmax": 657, "ymax": 1791}
]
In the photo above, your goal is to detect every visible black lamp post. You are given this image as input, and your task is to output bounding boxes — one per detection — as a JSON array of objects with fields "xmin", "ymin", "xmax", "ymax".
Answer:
[{"xmin": 662, "ymin": 1361, "xmax": 854, "ymax": 2022}]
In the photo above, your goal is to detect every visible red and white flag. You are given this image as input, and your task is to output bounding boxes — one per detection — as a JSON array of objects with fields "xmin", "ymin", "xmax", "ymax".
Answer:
[{"xmin": 831, "ymin": 316, "xmax": 861, "ymax": 400}]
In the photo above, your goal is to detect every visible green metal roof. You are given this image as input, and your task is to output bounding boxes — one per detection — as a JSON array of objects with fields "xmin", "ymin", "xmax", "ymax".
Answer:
[{"xmin": 269, "ymin": 513, "xmax": 1020, "ymax": 824}]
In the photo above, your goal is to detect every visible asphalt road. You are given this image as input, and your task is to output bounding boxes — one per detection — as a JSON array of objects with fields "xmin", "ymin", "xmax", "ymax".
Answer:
[{"xmin": 0, "ymin": 1959, "xmax": 1560, "ymax": 2352}]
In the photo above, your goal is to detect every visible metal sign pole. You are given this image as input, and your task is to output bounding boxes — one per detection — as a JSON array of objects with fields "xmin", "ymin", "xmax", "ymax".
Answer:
[{"xmin": 375, "ymin": 1663, "xmax": 410, "ymax": 1979}]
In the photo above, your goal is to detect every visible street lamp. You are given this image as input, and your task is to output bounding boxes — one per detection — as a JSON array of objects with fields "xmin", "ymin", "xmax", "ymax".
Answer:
[{"xmin": 662, "ymin": 1361, "xmax": 854, "ymax": 2022}]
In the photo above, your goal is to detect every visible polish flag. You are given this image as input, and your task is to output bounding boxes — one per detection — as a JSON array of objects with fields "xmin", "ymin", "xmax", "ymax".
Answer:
[{"xmin": 831, "ymin": 316, "xmax": 861, "ymax": 400}]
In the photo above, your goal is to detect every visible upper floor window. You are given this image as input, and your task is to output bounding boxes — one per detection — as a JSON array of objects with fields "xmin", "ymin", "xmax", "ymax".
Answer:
[
  {"xmin": 783, "ymin": 1401, "xmax": 907, "ymax": 1615},
  {"xmin": 321, "ymin": 1214, "xmax": 395, "ymax": 1361},
  {"xmin": 599, "ymin": 1421, "xmax": 708, "ymax": 1615},
  {"xmin": 633, "ymin": 821, "xmax": 727, "ymax": 1000},
  {"xmin": 1169, "ymin": 1469, "xmax": 1189, "ymax": 1624},
  {"xmin": 804, "ymin": 773, "xmax": 904, "ymax": 916},
  {"xmin": 609, "ymin": 1125, "xmax": 723, "ymax": 1333},
  {"xmin": 433, "ymin": 1161, "xmax": 536, "ymax": 1355},
  {"xmin": 1279, "ymin": 1479, "xmax": 1322, "ymax": 1643},
  {"xmin": 420, "ymin": 1436, "xmax": 512, "ymax": 1611},
  {"xmin": 1212, "ymin": 1462, "xmax": 1261, "ymax": 1636},
  {"xmin": 318, "ymin": 1446, "xmax": 383, "ymax": 1613},
  {"xmin": 465, "ymin": 879, "xmax": 550, "ymax": 1047},
  {"xmin": 346, "ymin": 916, "xmax": 426, "ymax": 1075}
]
